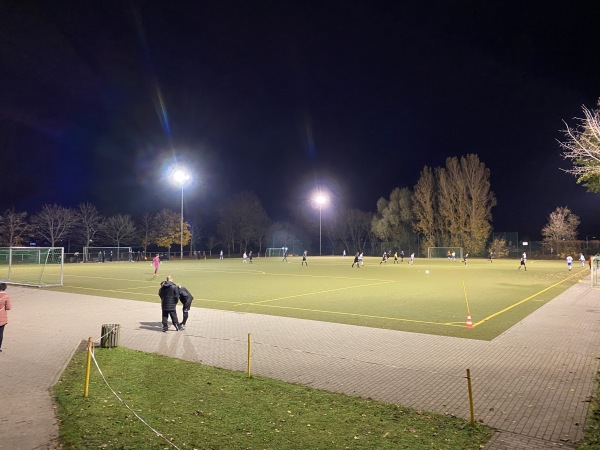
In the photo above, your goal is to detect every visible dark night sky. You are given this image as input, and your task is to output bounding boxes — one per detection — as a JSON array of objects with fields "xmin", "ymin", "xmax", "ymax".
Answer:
[{"xmin": 1, "ymin": 0, "xmax": 599, "ymax": 240}]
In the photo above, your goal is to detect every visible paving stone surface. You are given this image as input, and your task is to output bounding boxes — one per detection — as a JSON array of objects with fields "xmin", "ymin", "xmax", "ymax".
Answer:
[{"xmin": 0, "ymin": 280, "xmax": 598, "ymax": 449}]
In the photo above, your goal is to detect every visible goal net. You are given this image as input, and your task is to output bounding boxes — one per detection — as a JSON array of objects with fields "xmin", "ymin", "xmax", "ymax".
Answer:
[
  {"xmin": 593, "ymin": 256, "xmax": 600, "ymax": 289},
  {"xmin": 265, "ymin": 247, "xmax": 286, "ymax": 257},
  {"xmin": 0, "ymin": 247, "xmax": 64, "ymax": 287},
  {"xmin": 83, "ymin": 246, "xmax": 133, "ymax": 262},
  {"xmin": 427, "ymin": 247, "xmax": 464, "ymax": 259}
]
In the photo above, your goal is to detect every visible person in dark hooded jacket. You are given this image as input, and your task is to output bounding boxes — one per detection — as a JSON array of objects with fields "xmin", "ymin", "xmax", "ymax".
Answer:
[
  {"xmin": 158, "ymin": 275, "xmax": 181, "ymax": 331},
  {"xmin": 178, "ymin": 285, "xmax": 194, "ymax": 330}
]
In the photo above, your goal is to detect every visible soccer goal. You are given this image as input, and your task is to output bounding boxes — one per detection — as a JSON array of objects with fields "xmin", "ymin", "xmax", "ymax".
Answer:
[
  {"xmin": 0, "ymin": 247, "xmax": 64, "ymax": 287},
  {"xmin": 427, "ymin": 247, "xmax": 464, "ymax": 259},
  {"xmin": 83, "ymin": 246, "xmax": 133, "ymax": 262},
  {"xmin": 265, "ymin": 248, "xmax": 286, "ymax": 257},
  {"xmin": 592, "ymin": 256, "xmax": 600, "ymax": 288}
]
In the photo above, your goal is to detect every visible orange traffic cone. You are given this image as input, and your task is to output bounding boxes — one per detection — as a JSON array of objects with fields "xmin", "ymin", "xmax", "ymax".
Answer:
[{"xmin": 465, "ymin": 314, "xmax": 473, "ymax": 328}]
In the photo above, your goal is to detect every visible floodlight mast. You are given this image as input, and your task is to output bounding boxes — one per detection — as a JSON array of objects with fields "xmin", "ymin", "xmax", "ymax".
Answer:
[
  {"xmin": 314, "ymin": 194, "xmax": 327, "ymax": 256},
  {"xmin": 174, "ymin": 169, "xmax": 190, "ymax": 260}
]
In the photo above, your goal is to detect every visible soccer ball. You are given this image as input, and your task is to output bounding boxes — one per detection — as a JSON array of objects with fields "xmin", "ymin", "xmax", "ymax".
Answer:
[{"xmin": 425, "ymin": 269, "xmax": 430, "ymax": 275}]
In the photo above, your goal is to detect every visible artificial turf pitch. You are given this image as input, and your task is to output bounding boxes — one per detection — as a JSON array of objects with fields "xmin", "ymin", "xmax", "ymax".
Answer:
[{"xmin": 49, "ymin": 255, "xmax": 587, "ymax": 340}]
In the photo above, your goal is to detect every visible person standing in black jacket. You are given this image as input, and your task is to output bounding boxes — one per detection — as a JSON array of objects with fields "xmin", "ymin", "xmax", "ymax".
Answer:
[
  {"xmin": 178, "ymin": 285, "xmax": 194, "ymax": 330},
  {"xmin": 159, "ymin": 276, "xmax": 182, "ymax": 332}
]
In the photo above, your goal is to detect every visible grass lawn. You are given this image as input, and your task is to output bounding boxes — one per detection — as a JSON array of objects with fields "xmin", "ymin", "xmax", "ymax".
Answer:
[
  {"xmin": 54, "ymin": 346, "xmax": 494, "ymax": 449},
  {"xmin": 50, "ymin": 256, "xmax": 587, "ymax": 340}
]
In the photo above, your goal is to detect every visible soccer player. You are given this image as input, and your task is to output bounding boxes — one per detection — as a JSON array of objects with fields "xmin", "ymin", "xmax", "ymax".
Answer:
[
  {"xmin": 518, "ymin": 256, "xmax": 526, "ymax": 271},
  {"xmin": 301, "ymin": 250, "xmax": 308, "ymax": 266},
  {"xmin": 379, "ymin": 251, "xmax": 388, "ymax": 265},
  {"xmin": 567, "ymin": 255, "xmax": 573, "ymax": 271},
  {"xmin": 463, "ymin": 253, "xmax": 469, "ymax": 265},
  {"xmin": 400, "ymin": 250, "xmax": 404, "ymax": 263},
  {"xmin": 352, "ymin": 252, "xmax": 360, "ymax": 268},
  {"xmin": 249, "ymin": 251, "xmax": 253, "ymax": 264},
  {"xmin": 393, "ymin": 252, "xmax": 399, "ymax": 264},
  {"xmin": 243, "ymin": 252, "xmax": 247, "ymax": 263},
  {"xmin": 580, "ymin": 253, "xmax": 586, "ymax": 267},
  {"xmin": 409, "ymin": 252, "xmax": 415, "ymax": 264},
  {"xmin": 283, "ymin": 249, "xmax": 288, "ymax": 262},
  {"xmin": 359, "ymin": 252, "xmax": 364, "ymax": 266},
  {"xmin": 152, "ymin": 254, "xmax": 161, "ymax": 277}
]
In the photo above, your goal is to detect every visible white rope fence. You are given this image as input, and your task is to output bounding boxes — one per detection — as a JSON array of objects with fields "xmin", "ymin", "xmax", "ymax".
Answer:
[{"xmin": 87, "ymin": 326, "xmax": 181, "ymax": 450}]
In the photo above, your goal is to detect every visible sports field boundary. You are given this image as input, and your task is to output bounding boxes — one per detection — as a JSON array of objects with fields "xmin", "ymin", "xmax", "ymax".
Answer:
[{"xmin": 0, "ymin": 278, "xmax": 598, "ymax": 449}]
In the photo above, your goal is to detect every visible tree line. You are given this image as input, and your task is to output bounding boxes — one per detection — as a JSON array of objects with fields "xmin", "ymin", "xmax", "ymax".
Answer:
[{"xmin": 0, "ymin": 153, "xmax": 587, "ymax": 257}]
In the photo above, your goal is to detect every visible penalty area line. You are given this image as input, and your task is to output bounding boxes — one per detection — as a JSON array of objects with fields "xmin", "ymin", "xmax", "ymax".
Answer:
[{"xmin": 473, "ymin": 268, "xmax": 588, "ymax": 327}]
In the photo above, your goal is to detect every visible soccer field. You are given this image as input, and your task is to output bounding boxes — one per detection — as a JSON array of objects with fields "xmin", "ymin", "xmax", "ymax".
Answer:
[{"xmin": 50, "ymin": 256, "xmax": 587, "ymax": 340}]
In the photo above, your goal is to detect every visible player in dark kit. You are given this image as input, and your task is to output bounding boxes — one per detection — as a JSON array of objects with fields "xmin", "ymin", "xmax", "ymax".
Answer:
[
  {"xmin": 379, "ymin": 251, "xmax": 388, "ymax": 265},
  {"xmin": 352, "ymin": 252, "xmax": 360, "ymax": 268},
  {"xmin": 178, "ymin": 285, "xmax": 194, "ymax": 330}
]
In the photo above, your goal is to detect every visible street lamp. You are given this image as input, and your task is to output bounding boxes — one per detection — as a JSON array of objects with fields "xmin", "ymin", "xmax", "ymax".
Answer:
[
  {"xmin": 314, "ymin": 193, "xmax": 327, "ymax": 256},
  {"xmin": 174, "ymin": 169, "xmax": 190, "ymax": 259}
]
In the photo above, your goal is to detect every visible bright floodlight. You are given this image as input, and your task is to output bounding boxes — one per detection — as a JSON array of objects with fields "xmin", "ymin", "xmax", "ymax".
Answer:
[
  {"xmin": 315, "ymin": 194, "xmax": 327, "ymax": 205},
  {"xmin": 174, "ymin": 169, "xmax": 190, "ymax": 185}
]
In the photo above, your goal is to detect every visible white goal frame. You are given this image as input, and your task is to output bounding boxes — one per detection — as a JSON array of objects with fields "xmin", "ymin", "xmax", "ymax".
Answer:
[
  {"xmin": 427, "ymin": 247, "xmax": 464, "ymax": 259},
  {"xmin": 0, "ymin": 247, "xmax": 64, "ymax": 287},
  {"xmin": 83, "ymin": 246, "xmax": 133, "ymax": 262},
  {"xmin": 592, "ymin": 256, "xmax": 600, "ymax": 289},
  {"xmin": 265, "ymin": 247, "xmax": 286, "ymax": 257}
]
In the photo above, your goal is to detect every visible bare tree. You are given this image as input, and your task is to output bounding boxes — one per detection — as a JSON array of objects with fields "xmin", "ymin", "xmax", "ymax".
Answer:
[
  {"xmin": 75, "ymin": 202, "xmax": 104, "ymax": 248},
  {"xmin": 137, "ymin": 213, "xmax": 153, "ymax": 255},
  {"xmin": 541, "ymin": 206, "xmax": 580, "ymax": 246},
  {"xmin": 217, "ymin": 192, "xmax": 270, "ymax": 254},
  {"xmin": 559, "ymin": 101, "xmax": 600, "ymax": 192},
  {"xmin": 32, "ymin": 204, "xmax": 77, "ymax": 247},
  {"xmin": 435, "ymin": 155, "xmax": 495, "ymax": 254},
  {"xmin": 101, "ymin": 214, "xmax": 137, "ymax": 248},
  {"xmin": 188, "ymin": 216, "xmax": 203, "ymax": 254},
  {"xmin": 0, "ymin": 209, "xmax": 32, "ymax": 246},
  {"xmin": 436, "ymin": 157, "xmax": 467, "ymax": 247},
  {"xmin": 345, "ymin": 209, "xmax": 372, "ymax": 252},
  {"xmin": 412, "ymin": 166, "xmax": 436, "ymax": 254},
  {"xmin": 217, "ymin": 209, "xmax": 236, "ymax": 256},
  {"xmin": 460, "ymin": 154, "xmax": 496, "ymax": 254},
  {"xmin": 206, "ymin": 235, "xmax": 220, "ymax": 253}
]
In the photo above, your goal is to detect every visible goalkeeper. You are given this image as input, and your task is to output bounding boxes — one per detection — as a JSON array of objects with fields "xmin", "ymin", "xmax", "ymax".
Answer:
[{"xmin": 178, "ymin": 285, "xmax": 195, "ymax": 330}]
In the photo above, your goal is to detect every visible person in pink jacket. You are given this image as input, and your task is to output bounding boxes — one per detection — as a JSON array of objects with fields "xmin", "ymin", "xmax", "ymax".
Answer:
[
  {"xmin": 152, "ymin": 254, "xmax": 161, "ymax": 277},
  {"xmin": 0, "ymin": 283, "xmax": 11, "ymax": 352}
]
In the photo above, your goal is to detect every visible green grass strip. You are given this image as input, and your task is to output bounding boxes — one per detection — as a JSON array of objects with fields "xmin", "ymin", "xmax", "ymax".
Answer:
[{"xmin": 54, "ymin": 347, "xmax": 493, "ymax": 449}]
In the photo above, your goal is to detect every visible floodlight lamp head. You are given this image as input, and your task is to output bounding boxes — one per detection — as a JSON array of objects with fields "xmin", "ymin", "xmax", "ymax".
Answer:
[
  {"xmin": 315, "ymin": 194, "xmax": 327, "ymax": 205},
  {"xmin": 173, "ymin": 169, "xmax": 191, "ymax": 186},
  {"xmin": 174, "ymin": 169, "xmax": 190, "ymax": 184}
]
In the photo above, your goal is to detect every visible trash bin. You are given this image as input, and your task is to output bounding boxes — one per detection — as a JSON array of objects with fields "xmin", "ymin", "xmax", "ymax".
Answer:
[{"xmin": 100, "ymin": 324, "xmax": 120, "ymax": 348}]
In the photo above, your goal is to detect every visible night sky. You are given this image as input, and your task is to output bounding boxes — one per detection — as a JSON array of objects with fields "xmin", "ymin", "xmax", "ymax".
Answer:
[{"xmin": 1, "ymin": 0, "xmax": 599, "ymax": 240}]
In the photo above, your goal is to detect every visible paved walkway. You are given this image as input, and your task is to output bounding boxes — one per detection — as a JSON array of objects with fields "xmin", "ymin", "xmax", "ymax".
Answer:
[{"xmin": 1, "ymin": 280, "xmax": 599, "ymax": 449}]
